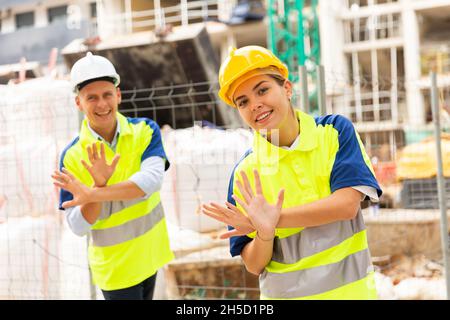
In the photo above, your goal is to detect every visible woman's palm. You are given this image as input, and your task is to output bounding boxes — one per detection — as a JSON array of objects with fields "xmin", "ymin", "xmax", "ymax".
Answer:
[{"xmin": 247, "ymin": 194, "xmax": 281, "ymax": 236}]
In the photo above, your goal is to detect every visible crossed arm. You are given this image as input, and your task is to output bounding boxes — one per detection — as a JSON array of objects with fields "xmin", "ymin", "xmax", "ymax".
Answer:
[
  {"xmin": 202, "ymin": 170, "xmax": 362, "ymax": 275},
  {"xmin": 53, "ymin": 143, "xmax": 146, "ymax": 225}
]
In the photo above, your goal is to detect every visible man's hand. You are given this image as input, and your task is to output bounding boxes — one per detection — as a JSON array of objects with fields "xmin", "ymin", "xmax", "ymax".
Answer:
[
  {"xmin": 81, "ymin": 142, "xmax": 120, "ymax": 187},
  {"xmin": 52, "ymin": 168, "xmax": 93, "ymax": 208},
  {"xmin": 202, "ymin": 202, "xmax": 255, "ymax": 239}
]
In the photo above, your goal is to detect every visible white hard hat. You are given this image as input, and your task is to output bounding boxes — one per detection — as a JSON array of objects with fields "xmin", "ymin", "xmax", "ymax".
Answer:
[{"xmin": 70, "ymin": 52, "xmax": 120, "ymax": 93}]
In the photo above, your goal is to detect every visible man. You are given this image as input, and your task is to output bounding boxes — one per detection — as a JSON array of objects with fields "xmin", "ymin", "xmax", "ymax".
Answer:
[{"xmin": 52, "ymin": 52, "xmax": 174, "ymax": 300}]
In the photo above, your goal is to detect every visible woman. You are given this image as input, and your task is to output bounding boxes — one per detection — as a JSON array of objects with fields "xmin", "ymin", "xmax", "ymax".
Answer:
[{"xmin": 202, "ymin": 45, "xmax": 382, "ymax": 300}]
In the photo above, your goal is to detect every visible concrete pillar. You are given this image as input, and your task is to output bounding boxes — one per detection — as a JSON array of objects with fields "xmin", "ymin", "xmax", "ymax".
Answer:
[
  {"xmin": 218, "ymin": 0, "xmax": 236, "ymax": 23},
  {"xmin": 1, "ymin": 12, "xmax": 15, "ymax": 33},
  {"xmin": 96, "ymin": 0, "xmax": 124, "ymax": 39},
  {"xmin": 220, "ymin": 29, "xmax": 236, "ymax": 63},
  {"xmin": 401, "ymin": 0, "xmax": 425, "ymax": 126},
  {"xmin": 125, "ymin": 0, "xmax": 132, "ymax": 34},
  {"xmin": 154, "ymin": 0, "xmax": 161, "ymax": 29},
  {"xmin": 34, "ymin": 4, "xmax": 48, "ymax": 28},
  {"xmin": 318, "ymin": 0, "xmax": 349, "ymax": 114}
]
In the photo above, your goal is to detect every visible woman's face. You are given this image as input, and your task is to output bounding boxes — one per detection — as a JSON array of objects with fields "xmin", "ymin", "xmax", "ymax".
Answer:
[{"xmin": 233, "ymin": 74, "xmax": 293, "ymax": 131}]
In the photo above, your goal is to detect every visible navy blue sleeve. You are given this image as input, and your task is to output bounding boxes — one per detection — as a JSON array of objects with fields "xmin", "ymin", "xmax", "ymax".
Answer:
[
  {"xmin": 128, "ymin": 118, "xmax": 170, "ymax": 171},
  {"xmin": 318, "ymin": 115, "xmax": 382, "ymax": 198},
  {"xmin": 228, "ymin": 150, "xmax": 253, "ymax": 257},
  {"xmin": 58, "ymin": 138, "xmax": 78, "ymax": 211}
]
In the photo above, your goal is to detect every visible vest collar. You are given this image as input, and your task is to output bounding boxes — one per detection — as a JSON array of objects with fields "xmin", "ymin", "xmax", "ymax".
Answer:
[
  {"xmin": 252, "ymin": 109, "xmax": 318, "ymax": 164},
  {"xmin": 79, "ymin": 112, "xmax": 132, "ymax": 146}
]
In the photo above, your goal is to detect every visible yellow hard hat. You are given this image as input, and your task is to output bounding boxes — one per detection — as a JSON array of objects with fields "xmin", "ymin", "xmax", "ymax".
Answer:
[{"xmin": 218, "ymin": 45, "xmax": 288, "ymax": 107}]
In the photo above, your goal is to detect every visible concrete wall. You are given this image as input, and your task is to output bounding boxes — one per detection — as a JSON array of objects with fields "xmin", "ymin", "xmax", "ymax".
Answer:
[
  {"xmin": 0, "ymin": 18, "xmax": 89, "ymax": 65},
  {"xmin": 364, "ymin": 208, "xmax": 450, "ymax": 259},
  {"xmin": 0, "ymin": 0, "xmax": 93, "ymax": 65}
]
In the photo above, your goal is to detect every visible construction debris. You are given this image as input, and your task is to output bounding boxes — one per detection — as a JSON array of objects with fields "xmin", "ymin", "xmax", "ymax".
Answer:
[
  {"xmin": 373, "ymin": 254, "xmax": 446, "ymax": 300},
  {"xmin": 0, "ymin": 78, "xmax": 78, "ymax": 218},
  {"xmin": 166, "ymin": 223, "xmax": 227, "ymax": 258},
  {"xmin": 164, "ymin": 245, "xmax": 259, "ymax": 300},
  {"xmin": 375, "ymin": 271, "xmax": 446, "ymax": 300},
  {"xmin": 379, "ymin": 254, "xmax": 443, "ymax": 282},
  {"xmin": 0, "ymin": 61, "xmax": 43, "ymax": 85}
]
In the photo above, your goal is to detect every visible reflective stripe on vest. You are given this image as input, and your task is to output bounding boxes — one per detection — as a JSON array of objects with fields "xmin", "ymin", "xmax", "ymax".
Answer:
[
  {"xmin": 260, "ymin": 248, "xmax": 374, "ymax": 299},
  {"xmin": 99, "ymin": 197, "xmax": 148, "ymax": 220},
  {"xmin": 271, "ymin": 209, "xmax": 366, "ymax": 264},
  {"xmin": 91, "ymin": 202, "xmax": 164, "ymax": 247},
  {"xmin": 267, "ymin": 228, "xmax": 368, "ymax": 273}
]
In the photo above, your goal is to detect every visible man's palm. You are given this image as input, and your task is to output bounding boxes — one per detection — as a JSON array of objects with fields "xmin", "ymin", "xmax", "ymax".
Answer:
[{"xmin": 81, "ymin": 143, "xmax": 120, "ymax": 187}]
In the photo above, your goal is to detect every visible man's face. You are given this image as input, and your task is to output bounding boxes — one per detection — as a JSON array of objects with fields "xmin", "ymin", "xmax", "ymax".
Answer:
[{"xmin": 75, "ymin": 80, "xmax": 121, "ymax": 133}]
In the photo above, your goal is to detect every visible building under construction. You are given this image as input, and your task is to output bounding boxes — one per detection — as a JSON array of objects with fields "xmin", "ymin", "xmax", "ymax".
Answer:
[
  {"xmin": 1, "ymin": 0, "xmax": 450, "ymax": 300},
  {"xmin": 1, "ymin": 0, "xmax": 449, "ymax": 148}
]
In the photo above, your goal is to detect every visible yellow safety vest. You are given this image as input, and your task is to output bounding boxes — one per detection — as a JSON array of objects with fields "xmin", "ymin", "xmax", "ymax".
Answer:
[
  {"xmin": 230, "ymin": 109, "xmax": 379, "ymax": 299},
  {"xmin": 60, "ymin": 112, "xmax": 174, "ymax": 290}
]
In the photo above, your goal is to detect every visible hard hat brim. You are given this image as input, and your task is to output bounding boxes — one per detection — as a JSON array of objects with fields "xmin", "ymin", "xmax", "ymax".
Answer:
[
  {"xmin": 76, "ymin": 76, "xmax": 118, "ymax": 93},
  {"xmin": 228, "ymin": 67, "xmax": 285, "ymax": 106}
]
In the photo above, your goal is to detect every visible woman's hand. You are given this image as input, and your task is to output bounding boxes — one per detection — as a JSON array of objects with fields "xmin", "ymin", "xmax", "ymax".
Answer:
[
  {"xmin": 52, "ymin": 168, "xmax": 92, "ymax": 208},
  {"xmin": 202, "ymin": 201, "xmax": 255, "ymax": 239},
  {"xmin": 234, "ymin": 169, "xmax": 284, "ymax": 240},
  {"xmin": 81, "ymin": 142, "xmax": 120, "ymax": 187}
]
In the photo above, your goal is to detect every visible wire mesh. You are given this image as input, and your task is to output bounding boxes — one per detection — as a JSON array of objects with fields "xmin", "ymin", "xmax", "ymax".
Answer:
[
  {"xmin": 0, "ymin": 79, "xmax": 91, "ymax": 299},
  {"xmin": 0, "ymin": 66, "xmax": 449, "ymax": 299}
]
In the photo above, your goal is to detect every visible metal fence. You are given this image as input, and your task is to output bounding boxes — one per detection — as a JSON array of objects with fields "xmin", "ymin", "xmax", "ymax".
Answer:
[
  {"xmin": 119, "ymin": 81, "xmax": 242, "ymax": 129},
  {"xmin": 0, "ymin": 79, "xmax": 90, "ymax": 299},
  {"xmin": 0, "ymin": 69, "xmax": 449, "ymax": 299}
]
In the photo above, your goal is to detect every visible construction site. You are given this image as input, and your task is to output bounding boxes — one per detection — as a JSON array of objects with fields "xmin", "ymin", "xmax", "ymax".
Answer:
[{"xmin": 1, "ymin": 0, "xmax": 450, "ymax": 300}]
